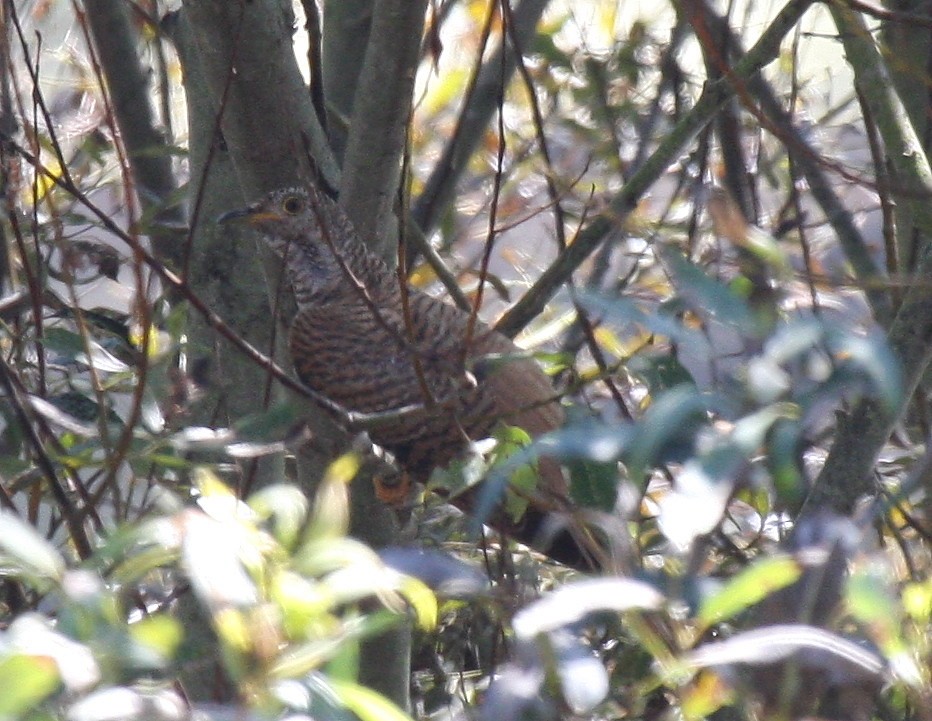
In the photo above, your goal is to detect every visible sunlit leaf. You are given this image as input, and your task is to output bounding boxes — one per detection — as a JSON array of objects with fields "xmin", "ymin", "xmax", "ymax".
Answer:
[
  {"xmin": 549, "ymin": 629, "xmax": 609, "ymax": 713},
  {"xmin": 329, "ymin": 678, "xmax": 415, "ymax": 721},
  {"xmin": 0, "ymin": 509, "xmax": 66, "ymax": 584},
  {"xmin": 322, "ymin": 563, "xmax": 405, "ymax": 611},
  {"xmin": 379, "ymin": 547, "xmax": 488, "ymax": 598},
  {"xmin": 698, "ymin": 556, "xmax": 800, "ymax": 627},
  {"xmin": 681, "ymin": 670, "xmax": 732, "ymax": 721},
  {"xmin": 746, "ymin": 355, "xmax": 791, "ymax": 402},
  {"xmin": 68, "ymin": 687, "xmax": 143, "ymax": 721},
  {"xmin": 296, "ymin": 537, "xmax": 381, "ymax": 578},
  {"xmin": 28, "ymin": 395, "xmax": 100, "ymax": 437},
  {"xmin": 305, "ymin": 454, "xmax": 357, "ymax": 540},
  {"xmin": 491, "ymin": 424, "xmax": 536, "ymax": 522},
  {"xmin": 846, "ymin": 570, "xmax": 904, "ymax": 651},
  {"xmin": 272, "ymin": 637, "xmax": 347, "ymax": 679},
  {"xmin": 513, "ymin": 578, "xmax": 664, "ymax": 638},
  {"xmin": 902, "ymin": 581, "xmax": 932, "ymax": 624},
  {"xmin": 249, "ymin": 484, "xmax": 310, "ymax": 549},
  {"xmin": 213, "ymin": 607, "xmax": 253, "ymax": 653},
  {"xmin": 180, "ymin": 510, "xmax": 258, "ymax": 610},
  {"xmin": 8, "ymin": 615, "xmax": 100, "ymax": 691},
  {"xmin": 398, "ymin": 575, "xmax": 438, "ymax": 631},
  {"xmin": 170, "ymin": 426, "xmax": 236, "ymax": 452},
  {"xmin": 687, "ymin": 625, "xmax": 885, "ymax": 682},
  {"xmin": 128, "ymin": 615, "xmax": 183, "ymax": 663},
  {"xmin": 272, "ymin": 569, "xmax": 334, "ymax": 639},
  {"xmin": 729, "ymin": 403, "xmax": 798, "ymax": 455},
  {"xmin": 657, "ymin": 459, "xmax": 735, "ymax": 551},
  {"xmin": 128, "ymin": 321, "xmax": 172, "ymax": 360},
  {"xmin": 0, "ymin": 654, "xmax": 60, "ymax": 715},
  {"xmin": 193, "ymin": 469, "xmax": 256, "ymax": 525}
]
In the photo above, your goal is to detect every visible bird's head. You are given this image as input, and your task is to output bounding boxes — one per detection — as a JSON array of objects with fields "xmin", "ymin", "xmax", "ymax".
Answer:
[
  {"xmin": 218, "ymin": 186, "xmax": 351, "ymax": 303},
  {"xmin": 218, "ymin": 186, "xmax": 333, "ymax": 255}
]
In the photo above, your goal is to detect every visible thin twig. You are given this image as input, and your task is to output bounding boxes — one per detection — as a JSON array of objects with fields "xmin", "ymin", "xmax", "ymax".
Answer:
[
  {"xmin": 495, "ymin": 0, "xmax": 820, "ymax": 338},
  {"xmin": 0, "ymin": 135, "xmax": 434, "ymax": 433},
  {"xmin": 0, "ymin": 357, "xmax": 93, "ymax": 559},
  {"xmin": 463, "ymin": 0, "xmax": 508, "ymax": 362},
  {"xmin": 503, "ymin": 0, "xmax": 630, "ymax": 419}
]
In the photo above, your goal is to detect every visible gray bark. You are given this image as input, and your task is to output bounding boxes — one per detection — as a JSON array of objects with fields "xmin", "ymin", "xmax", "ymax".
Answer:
[
  {"xmin": 412, "ymin": 0, "xmax": 551, "ymax": 237},
  {"xmin": 802, "ymin": 5, "xmax": 932, "ymax": 517},
  {"xmin": 322, "ymin": 0, "xmax": 375, "ymax": 164},
  {"xmin": 339, "ymin": 0, "xmax": 429, "ymax": 260},
  {"xmin": 84, "ymin": 0, "xmax": 185, "ymax": 268},
  {"xmin": 168, "ymin": 0, "xmax": 410, "ymax": 707}
]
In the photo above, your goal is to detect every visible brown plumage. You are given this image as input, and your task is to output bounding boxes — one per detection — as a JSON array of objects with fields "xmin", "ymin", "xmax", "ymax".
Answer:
[{"xmin": 220, "ymin": 186, "xmax": 585, "ymax": 564}]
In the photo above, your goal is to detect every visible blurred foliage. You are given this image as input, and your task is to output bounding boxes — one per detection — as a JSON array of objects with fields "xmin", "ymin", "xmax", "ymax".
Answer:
[
  {"xmin": 0, "ymin": 1, "xmax": 929, "ymax": 721},
  {"xmin": 0, "ymin": 466, "xmax": 434, "ymax": 721}
]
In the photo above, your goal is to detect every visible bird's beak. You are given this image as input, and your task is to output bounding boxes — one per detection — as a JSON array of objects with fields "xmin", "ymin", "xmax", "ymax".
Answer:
[
  {"xmin": 216, "ymin": 205, "xmax": 255, "ymax": 224},
  {"xmin": 216, "ymin": 204, "xmax": 279, "ymax": 225}
]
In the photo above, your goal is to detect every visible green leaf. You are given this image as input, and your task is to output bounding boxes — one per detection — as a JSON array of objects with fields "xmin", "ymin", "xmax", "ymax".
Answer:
[
  {"xmin": 271, "ymin": 570, "xmax": 333, "ymax": 639},
  {"xmin": 762, "ymin": 317, "xmax": 824, "ymax": 364},
  {"xmin": 625, "ymin": 385, "xmax": 709, "ymax": 479},
  {"xmin": 324, "ymin": 640, "xmax": 361, "ymax": 685},
  {"xmin": 0, "ymin": 654, "xmax": 60, "ymax": 715},
  {"xmin": 767, "ymin": 419, "xmax": 805, "ymax": 507},
  {"xmin": 536, "ymin": 423, "xmax": 631, "ymax": 463},
  {"xmin": 233, "ymin": 401, "xmax": 304, "ymax": 443},
  {"xmin": 249, "ymin": 484, "xmax": 310, "ymax": 550},
  {"xmin": 272, "ymin": 637, "xmax": 347, "ymax": 679},
  {"xmin": 304, "ymin": 455, "xmax": 356, "ymax": 541},
  {"xmin": 846, "ymin": 570, "xmax": 903, "ymax": 650},
  {"xmin": 329, "ymin": 679, "xmax": 415, "ymax": 721},
  {"xmin": 828, "ymin": 329, "xmax": 903, "ymax": 414},
  {"xmin": 128, "ymin": 615, "xmax": 183, "ymax": 663},
  {"xmin": 628, "ymin": 353, "xmax": 697, "ymax": 394},
  {"xmin": 181, "ymin": 510, "xmax": 258, "ymax": 610},
  {"xmin": 42, "ymin": 327, "xmax": 129, "ymax": 372},
  {"xmin": 688, "ymin": 625, "xmax": 884, "ymax": 677},
  {"xmin": 68, "ymin": 687, "xmax": 143, "ymax": 721},
  {"xmin": 662, "ymin": 248, "xmax": 758, "ymax": 333},
  {"xmin": 568, "ymin": 459, "xmax": 618, "ymax": 511},
  {"xmin": 491, "ymin": 424, "xmax": 536, "ymax": 523},
  {"xmin": 398, "ymin": 575, "xmax": 438, "ymax": 631},
  {"xmin": 577, "ymin": 292, "xmax": 704, "ymax": 347},
  {"xmin": 729, "ymin": 403, "xmax": 799, "ymax": 455},
  {"xmin": 46, "ymin": 392, "xmax": 120, "ymax": 424},
  {"xmin": 42, "ymin": 326, "xmax": 87, "ymax": 358},
  {"xmin": 0, "ymin": 510, "xmax": 65, "ymax": 585},
  {"xmin": 110, "ymin": 546, "xmax": 179, "ymax": 585},
  {"xmin": 698, "ymin": 555, "xmax": 800, "ymax": 627},
  {"xmin": 902, "ymin": 581, "xmax": 932, "ymax": 624}
]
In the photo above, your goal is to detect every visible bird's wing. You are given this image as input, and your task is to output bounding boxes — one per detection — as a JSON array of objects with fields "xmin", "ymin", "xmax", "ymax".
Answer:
[{"xmin": 404, "ymin": 291, "xmax": 563, "ymax": 433}]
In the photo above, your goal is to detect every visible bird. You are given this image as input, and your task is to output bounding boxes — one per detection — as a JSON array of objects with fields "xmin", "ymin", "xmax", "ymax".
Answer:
[{"xmin": 219, "ymin": 186, "xmax": 589, "ymax": 566}]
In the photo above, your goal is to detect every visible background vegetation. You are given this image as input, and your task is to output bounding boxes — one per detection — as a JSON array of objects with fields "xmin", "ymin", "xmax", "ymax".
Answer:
[{"xmin": 0, "ymin": 0, "xmax": 929, "ymax": 719}]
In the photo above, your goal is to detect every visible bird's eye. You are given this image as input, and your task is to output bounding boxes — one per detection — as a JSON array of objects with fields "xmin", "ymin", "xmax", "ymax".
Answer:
[{"xmin": 282, "ymin": 195, "xmax": 302, "ymax": 215}]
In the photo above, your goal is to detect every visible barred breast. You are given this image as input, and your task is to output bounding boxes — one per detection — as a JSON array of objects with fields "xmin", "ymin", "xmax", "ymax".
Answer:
[{"xmin": 289, "ymin": 284, "xmax": 564, "ymax": 492}]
